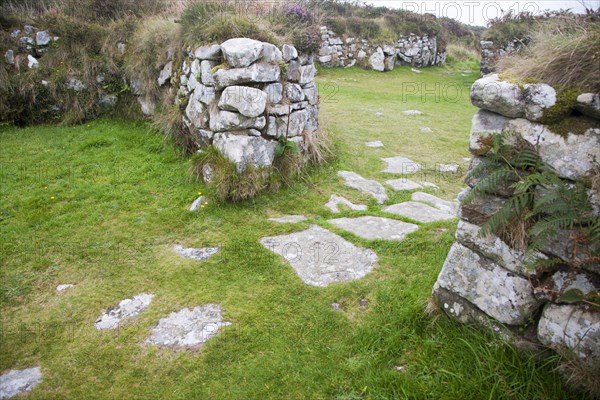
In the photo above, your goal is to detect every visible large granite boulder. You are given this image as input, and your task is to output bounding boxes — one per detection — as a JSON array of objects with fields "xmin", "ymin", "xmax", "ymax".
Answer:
[{"xmin": 369, "ymin": 47, "xmax": 385, "ymax": 72}]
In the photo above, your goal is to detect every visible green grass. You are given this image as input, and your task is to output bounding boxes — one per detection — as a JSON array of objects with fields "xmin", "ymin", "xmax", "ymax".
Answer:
[{"xmin": 0, "ymin": 65, "xmax": 579, "ymax": 399}]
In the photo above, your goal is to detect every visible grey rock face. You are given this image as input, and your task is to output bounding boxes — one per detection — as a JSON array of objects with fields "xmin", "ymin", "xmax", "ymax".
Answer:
[
  {"xmin": 218, "ymin": 86, "xmax": 267, "ymax": 118},
  {"xmin": 506, "ymin": 118, "xmax": 600, "ymax": 181},
  {"xmin": 523, "ymin": 83, "xmax": 556, "ymax": 122},
  {"xmin": 200, "ymin": 60, "xmax": 217, "ymax": 86},
  {"xmin": 285, "ymin": 83, "xmax": 305, "ymax": 102},
  {"xmin": 189, "ymin": 196, "xmax": 209, "ymax": 211},
  {"xmin": 264, "ymin": 83, "xmax": 283, "ymax": 104},
  {"xmin": 368, "ymin": 47, "xmax": 385, "ymax": 72},
  {"xmin": 0, "ymin": 367, "xmax": 42, "ymax": 400},
  {"xmin": 266, "ymin": 110, "xmax": 308, "ymax": 138},
  {"xmin": 185, "ymin": 89, "xmax": 209, "ymax": 130},
  {"xmin": 174, "ymin": 245, "xmax": 220, "ymax": 261},
  {"xmin": 157, "ymin": 61, "xmax": 173, "ymax": 86},
  {"xmin": 328, "ymin": 216, "xmax": 418, "ymax": 241},
  {"xmin": 455, "ymin": 220, "xmax": 532, "ymax": 276},
  {"xmin": 35, "ymin": 30, "xmax": 51, "ymax": 46},
  {"xmin": 94, "ymin": 293, "xmax": 154, "ymax": 330},
  {"xmin": 576, "ymin": 93, "xmax": 600, "ymax": 120},
  {"xmin": 302, "ymin": 82, "xmax": 319, "ymax": 105},
  {"xmin": 538, "ymin": 304, "xmax": 600, "ymax": 365},
  {"xmin": 220, "ymin": 38, "xmax": 264, "ymax": 67},
  {"xmin": 209, "ymin": 110, "xmax": 265, "ymax": 132},
  {"xmin": 325, "ymin": 194, "xmax": 368, "ymax": 213},
  {"xmin": 27, "ymin": 55, "xmax": 39, "ymax": 69},
  {"xmin": 282, "ymin": 44, "xmax": 298, "ymax": 61},
  {"xmin": 262, "ymin": 43, "xmax": 283, "ymax": 63},
  {"xmin": 214, "ymin": 62, "xmax": 280, "ymax": 89},
  {"xmin": 299, "ymin": 65, "xmax": 316, "ymax": 85},
  {"xmin": 471, "ymin": 74, "xmax": 525, "ymax": 118},
  {"xmin": 4, "ymin": 50, "xmax": 14, "ymax": 65},
  {"xmin": 146, "ymin": 304, "xmax": 231, "ymax": 350},
  {"xmin": 213, "ymin": 133, "xmax": 277, "ymax": 172},
  {"xmin": 381, "ymin": 156, "xmax": 422, "ymax": 174},
  {"xmin": 260, "ymin": 225, "xmax": 378, "ymax": 287},
  {"xmin": 383, "ymin": 201, "xmax": 456, "ymax": 223},
  {"xmin": 469, "ymin": 109, "xmax": 510, "ymax": 156},
  {"xmin": 269, "ymin": 215, "xmax": 308, "ymax": 223},
  {"xmin": 458, "ymin": 194, "xmax": 506, "ymax": 224},
  {"xmin": 435, "ymin": 243, "xmax": 540, "ymax": 325},
  {"xmin": 195, "ymin": 44, "xmax": 222, "ymax": 61},
  {"xmin": 337, "ymin": 171, "xmax": 388, "ymax": 204}
]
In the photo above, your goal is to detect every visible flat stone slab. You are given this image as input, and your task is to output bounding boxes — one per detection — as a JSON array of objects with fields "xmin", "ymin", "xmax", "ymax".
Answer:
[
  {"xmin": 337, "ymin": 171, "xmax": 387, "ymax": 204},
  {"xmin": 328, "ymin": 216, "xmax": 418, "ymax": 241},
  {"xmin": 383, "ymin": 202, "xmax": 456, "ymax": 223},
  {"xmin": 94, "ymin": 293, "xmax": 154, "ymax": 330},
  {"xmin": 411, "ymin": 192, "xmax": 458, "ymax": 214},
  {"xmin": 325, "ymin": 194, "xmax": 368, "ymax": 213},
  {"xmin": 146, "ymin": 304, "xmax": 231, "ymax": 350},
  {"xmin": 420, "ymin": 181, "xmax": 439, "ymax": 189},
  {"xmin": 0, "ymin": 367, "xmax": 42, "ymax": 399},
  {"xmin": 174, "ymin": 245, "xmax": 220, "ymax": 261},
  {"xmin": 386, "ymin": 178, "xmax": 423, "ymax": 191},
  {"xmin": 269, "ymin": 215, "xmax": 307, "ymax": 223},
  {"xmin": 366, "ymin": 141, "xmax": 384, "ymax": 148},
  {"xmin": 437, "ymin": 164, "xmax": 460, "ymax": 173},
  {"xmin": 260, "ymin": 225, "xmax": 378, "ymax": 287},
  {"xmin": 419, "ymin": 127, "xmax": 432, "ymax": 133},
  {"xmin": 403, "ymin": 110, "xmax": 423, "ymax": 116},
  {"xmin": 56, "ymin": 284, "xmax": 74, "ymax": 292},
  {"xmin": 381, "ymin": 157, "xmax": 422, "ymax": 174}
]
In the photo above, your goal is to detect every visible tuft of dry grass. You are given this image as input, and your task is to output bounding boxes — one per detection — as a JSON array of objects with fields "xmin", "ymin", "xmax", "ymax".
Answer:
[
  {"xmin": 446, "ymin": 43, "xmax": 479, "ymax": 63},
  {"xmin": 498, "ymin": 17, "xmax": 600, "ymax": 92}
]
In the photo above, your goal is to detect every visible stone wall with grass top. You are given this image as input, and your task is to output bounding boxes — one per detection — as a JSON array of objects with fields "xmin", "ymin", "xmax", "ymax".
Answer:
[
  {"xmin": 317, "ymin": 26, "xmax": 446, "ymax": 71},
  {"xmin": 433, "ymin": 74, "xmax": 600, "ymax": 390},
  {"xmin": 165, "ymin": 38, "xmax": 319, "ymax": 174},
  {"xmin": 479, "ymin": 39, "xmax": 524, "ymax": 76}
]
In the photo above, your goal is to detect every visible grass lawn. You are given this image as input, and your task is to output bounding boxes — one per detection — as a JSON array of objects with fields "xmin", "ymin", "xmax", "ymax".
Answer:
[{"xmin": 0, "ymin": 64, "xmax": 577, "ymax": 399}]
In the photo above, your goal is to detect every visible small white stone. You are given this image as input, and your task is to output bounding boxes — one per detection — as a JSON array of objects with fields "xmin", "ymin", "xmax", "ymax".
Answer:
[{"xmin": 56, "ymin": 284, "xmax": 74, "ymax": 292}]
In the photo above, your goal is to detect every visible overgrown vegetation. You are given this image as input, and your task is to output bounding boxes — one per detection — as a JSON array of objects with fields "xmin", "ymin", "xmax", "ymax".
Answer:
[{"xmin": 464, "ymin": 133, "xmax": 600, "ymax": 282}]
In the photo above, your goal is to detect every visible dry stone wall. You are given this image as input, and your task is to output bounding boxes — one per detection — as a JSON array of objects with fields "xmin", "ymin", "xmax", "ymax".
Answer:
[
  {"xmin": 149, "ymin": 38, "xmax": 319, "ymax": 173},
  {"xmin": 433, "ymin": 74, "xmax": 600, "ymax": 374},
  {"xmin": 479, "ymin": 39, "xmax": 524, "ymax": 76},
  {"xmin": 317, "ymin": 26, "xmax": 446, "ymax": 71}
]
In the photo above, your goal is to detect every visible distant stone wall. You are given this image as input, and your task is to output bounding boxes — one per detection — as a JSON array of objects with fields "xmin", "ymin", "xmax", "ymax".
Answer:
[
  {"xmin": 433, "ymin": 74, "xmax": 600, "ymax": 379},
  {"xmin": 479, "ymin": 39, "xmax": 524, "ymax": 76},
  {"xmin": 160, "ymin": 38, "xmax": 319, "ymax": 172},
  {"xmin": 317, "ymin": 26, "xmax": 446, "ymax": 71}
]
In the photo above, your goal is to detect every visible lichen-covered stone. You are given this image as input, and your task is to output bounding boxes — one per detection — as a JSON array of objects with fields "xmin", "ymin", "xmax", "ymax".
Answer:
[
  {"xmin": 576, "ymin": 93, "xmax": 600, "ymax": 120},
  {"xmin": 218, "ymin": 86, "xmax": 267, "ymax": 118},
  {"xmin": 538, "ymin": 304, "xmax": 600, "ymax": 366},
  {"xmin": 368, "ymin": 47, "xmax": 385, "ymax": 72},
  {"xmin": 213, "ymin": 63, "xmax": 280, "ymax": 89},
  {"xmin": 523, "ymin": 83, "xmax": 557, "ymax": 122},
  {"xmin": 337, "ymin": 171, "xmax": 388, "ymax": 204},
  {"xmin": 435, "ymin": 243, "xmax": 540, "ymax": 325},
  {"xmin": 213, "ymin": 133, "xmax": 277, "ymax": 172},
  {"xmin": 220, "ymin": 38, "xmax": 263, "ymax": 67},
  {"xmin": 469, "ymin": 109, "xmax": 510, "ymax": 155},
  {"xmin": 471, "ymin": 74, "xmax": 525, "ymax": 118}
]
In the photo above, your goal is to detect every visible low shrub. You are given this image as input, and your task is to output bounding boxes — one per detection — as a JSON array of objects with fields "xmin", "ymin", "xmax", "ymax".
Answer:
[
  {"xmin": 498, "ymin": 16, "xmax": 600, "ymax": 92},
  {"xmin": 346, "ymin": 16, "xmax": 380, "ymax": 40}
]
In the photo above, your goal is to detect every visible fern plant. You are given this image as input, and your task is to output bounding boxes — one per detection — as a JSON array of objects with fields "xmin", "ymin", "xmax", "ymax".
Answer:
[{"xmin": 463, "ymin": 133, "xmax": 599, "ymax": 281}]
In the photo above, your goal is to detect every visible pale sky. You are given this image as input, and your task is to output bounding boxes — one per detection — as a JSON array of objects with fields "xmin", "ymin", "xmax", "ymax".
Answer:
[{"xmin": 366, "ymin": 0, "xmax": 600, "ymax": 26}]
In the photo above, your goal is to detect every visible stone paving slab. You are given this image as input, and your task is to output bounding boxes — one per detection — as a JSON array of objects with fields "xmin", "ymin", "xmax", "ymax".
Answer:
[
  {"xmin": 366, "ymin": 141, "xmax": 384, "ymax": 148},
  {"xmin": 386, "ymin": 178, "xmax": 423, "ymax": 191},
  {"xmin": 328, "ymin": 216, "xmax": 418, "ymax": 241},
  {"xmin": 269, "ymin": 215, "xmax": 308, "ymax": 223},
  {"xmin": 94, "ymin": 293, "xmax": 154, "ymax": 330},
  {"xmin": 0, "ymin": 367, "xmax": 42, "ymax": 400},
  {"xmin": 403, "ymin": 109, "xmax": 423, "ymax": 115},
  {"xmin": 381, "ymin": 157, "xmax": 422, "ymax": 174},
  {"xmin": 411, "ymin": 192, "xmax": 459, "ymax": 214},
  {"xmin": 383, "ymin": 202, "xmax": 456, "ymax": 223},
  {"xmin": 337, "ymin": 171, "xmax": 387, "ymax": 204},
  {"xmin": 260, "ymin": 225, "xmax": 378, "ymax": 287},
  {"xmin": 325, "ymin": 195, "xmax": 368, "ymax": 213},
  {"xmin": 146, "ymin": 304, "xmax": 231, "ymax": 350},
  {"xmin": 175, "ymin": 245, "xmax": 220, "ymax": 261}
]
